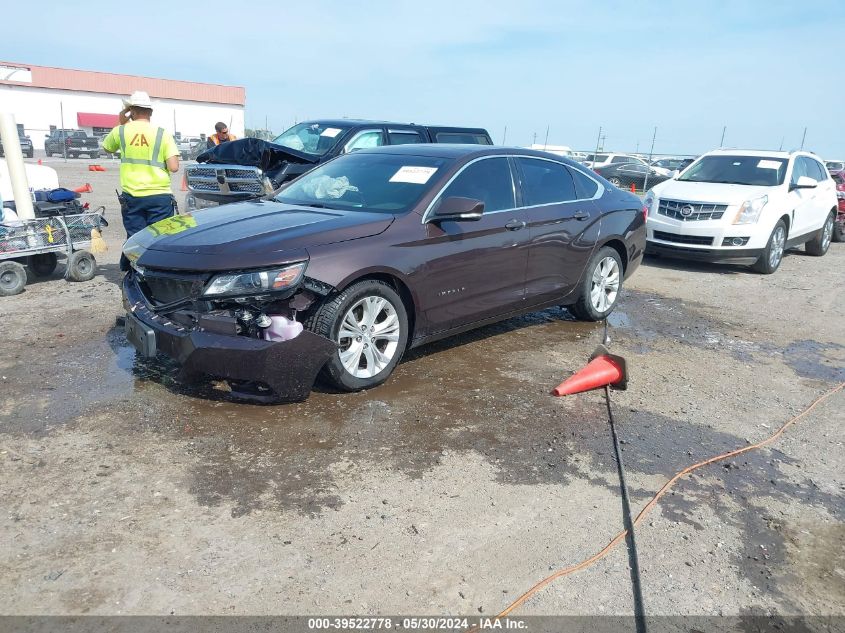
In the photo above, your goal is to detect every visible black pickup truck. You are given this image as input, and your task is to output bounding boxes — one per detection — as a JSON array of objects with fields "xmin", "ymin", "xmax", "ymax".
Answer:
[
  {"xmin": 0, "ymin": 132, "xmax": 34, "ymax": 158},
  {"xmin": 44, "ymin": 129, "xmax": 100, "ymax": 158},
  {"xmin": 186, "ymin": 119, "xmax": 492, "ymax": 205}
]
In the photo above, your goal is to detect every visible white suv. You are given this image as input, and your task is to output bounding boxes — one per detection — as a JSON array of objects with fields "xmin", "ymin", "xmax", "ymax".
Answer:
[{"xmin": 644, "ymin": 149, "xmax": 838, "ymax": 274}]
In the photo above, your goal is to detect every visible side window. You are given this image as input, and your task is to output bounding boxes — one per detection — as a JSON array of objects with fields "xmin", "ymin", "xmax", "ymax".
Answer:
[
  {"xmin": 345, "ymin": 130, "xmax": 384, "ymax": 153},
  {"xmin": 439, "ymin": 158, "xmax": 515, "ymax": 213},
  {"xmin": 790, "ymin": 157, "xmax": 809, "ymax": 184},
  {"xmin": 435, "ymin": 132, "xmax": 491, "ymax": 145},
  {"xmin": 610, "ymin": 156, "xmax": 628, "ymax": 163},
  {"xmin": 569, "ymin": 167, "xmax": 599, "ymax": 199},
  {"xmin": 388, "ymin": 131, "xmax": 424, "ymax": 145},
  {"xmin": 810, "ymin": 160, "xmax": 828, "ymax": 181},
  {"xmin": 516, "ymin": 158, "xmax": 577, "ymax": 205}
]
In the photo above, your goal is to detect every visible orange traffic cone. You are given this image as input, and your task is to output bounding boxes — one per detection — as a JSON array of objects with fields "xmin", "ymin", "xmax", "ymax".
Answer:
[
  {"xmin": 552, "ymin": 346, "xmax": 628, "ymax": 396},
  {"xmin": 73, "ymin": 183, "xmax": 93, "ymax": 194},
  {"xmin": 96, "ymin": 165, "xmax": 106, "ymax": 171},
  {"xmin": 37, "ymin": 159, "xmax": 42, "ymax": 165},
  {"xmin": 629, "ymin": 182, "xmax": 636, "ymax": 193},
  {"xmin": 88, "ymin": 165, "xmax": 98, "ymax": 171}
]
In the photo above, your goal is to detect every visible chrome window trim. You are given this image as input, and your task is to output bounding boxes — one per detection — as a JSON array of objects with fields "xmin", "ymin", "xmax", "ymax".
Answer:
[
  {"xmin": 343, "ymin": 128, "xmax": 385, "ymax": 154},
  {"xmin": 421, "ymin": 154, "xmax": 604, "ymax": 223}
]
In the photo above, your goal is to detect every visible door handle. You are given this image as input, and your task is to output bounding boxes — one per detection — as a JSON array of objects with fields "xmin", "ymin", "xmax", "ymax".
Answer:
[
  {"xmin": 505, "ymin": 219, "xmax": 526, "ymax": 230},
  {"xmin": 573, "ymin": 210, "xmax": 590, "ymax": 221}
]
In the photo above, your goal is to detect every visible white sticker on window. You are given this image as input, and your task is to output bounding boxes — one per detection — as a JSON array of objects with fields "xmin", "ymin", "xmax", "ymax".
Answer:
[
  {"xmin": 320, "ymin": 127, "xmax": 342, "ymax": 138},
  {"xmin": 758, "ymin": 160, "xmax": 781, "ymax": 170},
  {"xmin": 389, "ymin": 166, "xmax": 438, "ymax": 184}
]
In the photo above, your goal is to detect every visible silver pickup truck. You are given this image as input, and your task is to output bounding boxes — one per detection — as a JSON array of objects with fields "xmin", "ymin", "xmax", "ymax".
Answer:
[{"xmin": 185, "ymin": 119, "xmax": 493, "ymax": 207}]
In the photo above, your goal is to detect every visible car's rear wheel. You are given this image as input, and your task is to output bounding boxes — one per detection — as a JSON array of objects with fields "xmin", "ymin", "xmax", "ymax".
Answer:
[
  {"xmin": 569, "ymin": 246, "xmax": 623, "ymax": 321},
  {"xmin": 752, "ymin": 219, "xmax": 786, "ymax": 274},
  {"xmin": 608, "ymin": 176, "xmax": 622, "ymax": 187},
  {"xmin": 305, "ymin": 279, "xmax": 409, "ymax": 392},
  {"xmin": 805, "ymin": 212, "xmax": 834, "ymax": 256}
]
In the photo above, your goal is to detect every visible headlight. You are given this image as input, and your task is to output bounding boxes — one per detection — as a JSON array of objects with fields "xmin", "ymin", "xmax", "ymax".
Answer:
[
  {"xmin": 837, "ymin": 190, "xmax": 845, "ymax": 200},
  {"xmin": 643, "ymin": 190, "xmax": 656, "ymax": 214},
  {"xmin": 733, "ymin": 195, "xmax": 768, "ymax": 224},
  {"xmin": 202, "ymin": 262, "xmax": 306, "ymax": 298}
]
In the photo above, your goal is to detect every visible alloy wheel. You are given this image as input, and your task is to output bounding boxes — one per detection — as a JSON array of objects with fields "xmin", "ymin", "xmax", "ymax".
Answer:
[
  {"xmin": 590, "ymin": 256, "xmax": 621, "ymax": 313},
  {"xmin": 769, "ymin": 225, "xmax": 785, "ymax": 268},
  {"xmin": 337, "ymin": 295, "xmax": 402, "ymax": 379},
  {"xmin": 821, "ymin": 216, "xmax": 833, "ymax": 251}
]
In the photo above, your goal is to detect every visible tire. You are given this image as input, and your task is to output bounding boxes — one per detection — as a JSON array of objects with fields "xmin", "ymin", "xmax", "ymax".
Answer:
[
  {"xmin": 28, "ymin": 252, "xmax": 58, "ymax": 277},
  {"xmin": 65, "ymin": 250, "xmax": 96, "ymax": 282},
  {"xmin": 752, "ymin": 219, "xmax": 787, "ymax": 274},
  {"xmin": 569, "ymin": 246, "xmax": 624, "ymax": 321},
  {"xmin": 26, "ymin": 151, "xmax": 33, "ymax": 158},
  {"xmin": 608, "ymin": 177, "xmax": 622, "ymax": 187},
  {"xmin": 69, "ymin": 152, "xmax": 78, "ymax": 159},
  {"xmin": 805, "ymin": 212, "xmax": 834, "ymax": 256},
  {"xmin": 833, "ymin": 218, "xmax": 844, "ymax": 243},
  {"xmin": 304, "ymin": 279, "xmax": 409, "ymax": 391},
  {"xmin": 0, "ymin": 260, "xmax": 27, "ymax": 296}
]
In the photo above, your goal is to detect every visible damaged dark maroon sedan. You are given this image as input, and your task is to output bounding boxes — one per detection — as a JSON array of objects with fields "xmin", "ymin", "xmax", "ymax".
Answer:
[{"xmin": 122, "ymin": 145, "xmax": 646, "ymax": 401}]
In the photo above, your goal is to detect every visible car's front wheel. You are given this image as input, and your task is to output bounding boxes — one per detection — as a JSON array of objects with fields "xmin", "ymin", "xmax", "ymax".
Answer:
[
  {"xmin": 569, "ymin": 246, "xmax": 623, "ymax": 321},
  {"xmin": 306, "ymin": 279, "xmax": 409, "ymax": 391}
]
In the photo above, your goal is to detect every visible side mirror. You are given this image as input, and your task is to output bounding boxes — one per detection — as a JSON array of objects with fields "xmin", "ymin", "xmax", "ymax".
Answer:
[
  {"xmin": 430, "ymin": 196, "xmax": 484, "ymax": 222},
  {"xmin": 789, "ymin": 175, "xmax": 818, "ymax": 191}
]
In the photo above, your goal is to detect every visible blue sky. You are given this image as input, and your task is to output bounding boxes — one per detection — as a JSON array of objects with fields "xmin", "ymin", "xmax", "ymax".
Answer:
[{"xmin": 4, "ymin": 0, "xmax": 844, "ymax": 157}]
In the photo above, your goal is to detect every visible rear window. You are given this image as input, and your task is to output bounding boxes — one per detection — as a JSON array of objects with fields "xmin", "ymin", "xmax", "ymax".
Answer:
[{"xmin": 434, "ymin": 132, "xmax": 492, "ymax": 145}]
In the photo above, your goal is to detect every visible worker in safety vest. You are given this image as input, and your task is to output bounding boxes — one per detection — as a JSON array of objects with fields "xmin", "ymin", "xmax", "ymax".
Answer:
[
  {"xmin": 102, "ymin": 91, "xmax": 180, "ymax": 270},
  {"xmin": 206, "ymin": 122, "xmax": 236, "ymax": 148}
]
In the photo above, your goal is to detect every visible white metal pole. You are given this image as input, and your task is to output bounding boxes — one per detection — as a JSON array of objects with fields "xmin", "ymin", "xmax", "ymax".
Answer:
[{"xmin": 0, "ymin": 113, "xmax": 35, "ymax": 220}]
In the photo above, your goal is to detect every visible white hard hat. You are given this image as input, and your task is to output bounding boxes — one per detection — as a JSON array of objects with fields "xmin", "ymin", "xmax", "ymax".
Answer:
[{"xmin": 122, "ymin": 90, "xmax": 153, "ymax": 109}]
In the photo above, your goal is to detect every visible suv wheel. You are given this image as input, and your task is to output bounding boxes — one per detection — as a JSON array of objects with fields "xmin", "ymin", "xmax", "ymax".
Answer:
[
  {"xmin": 305, "ymin": 279, "xmax": 409, "ymax": 391},
  {"xmin": 805, "ymin": 212, "xmax": 834, "ymax": 256},
  {"xmin": 569, "ymin": 246, "xmax": 623, "ymax": 321},
  {"xmin": 752, "ymin": 220, "xmax": 787, "ymax": 274}
]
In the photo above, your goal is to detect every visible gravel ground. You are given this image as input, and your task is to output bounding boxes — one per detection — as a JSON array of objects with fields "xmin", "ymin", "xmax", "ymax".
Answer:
[{"xmin": 0, "ymin": 155, "xmax": 843, "ymax": 619}]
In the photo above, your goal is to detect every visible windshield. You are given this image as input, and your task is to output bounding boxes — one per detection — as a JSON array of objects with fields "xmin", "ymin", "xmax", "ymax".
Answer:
[
  {"xmin": 678, "ymin": 155, "xmax": 788, "ymax": 186},
  {"xmin": 826, "ymin": 161, "xmax": 844, "ymax": 171},
  {"xmin": 272, "ymin": 122, "xmax": 350, "ymax": 156},
  {"xmin": 275, "ymin": 153, "xmax": 449, "ymax": 213}
]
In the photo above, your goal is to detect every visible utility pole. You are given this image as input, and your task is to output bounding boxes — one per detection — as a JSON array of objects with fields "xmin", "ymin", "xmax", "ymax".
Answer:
[
  {"xmin": 502, "ymin": 125, "xmax": 507, "ymax": 145},
  {"xmin": 800, "ymin": 127, "xmax": 807, "ymax": 149},
  {"xmin": 779, "ymin": 137, "xmax": 784, "ymax": 151},
  {"xmin": 642, "ymin": 126, "xmax": 658, "ymax": 193},
  {"xmin": 532, "ymin": 131, "xmax": 537, "ymax": 146},
  {"xmin": 593, "ymin": 126, "xmax": 602, "ymax": 163},
  {"xmin": 60, "ymin": 101, "xmax": 67, "ymax": 161},
  {"xmin": 720, "ymin": 126, "xmax": 726, "ymax": 147},
  {"xmin": 543, "ymin": 125, "xmax": 550, "ymax": 151}
]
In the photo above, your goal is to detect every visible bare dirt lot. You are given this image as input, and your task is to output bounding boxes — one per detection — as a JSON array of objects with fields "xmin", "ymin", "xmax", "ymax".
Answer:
[{"xmin": 1, "ymin": 156, "xmax": 843, "ymax": 618}]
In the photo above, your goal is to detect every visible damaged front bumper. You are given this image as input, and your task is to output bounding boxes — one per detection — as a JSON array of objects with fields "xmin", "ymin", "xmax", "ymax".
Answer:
[{"xmin": 122, "ymin": 274, "xmax": 337, "ymax": 402}]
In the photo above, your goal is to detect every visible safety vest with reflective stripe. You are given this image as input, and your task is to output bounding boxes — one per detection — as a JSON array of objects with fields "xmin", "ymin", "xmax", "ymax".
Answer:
[
  {"xmin": 102, "ymin": 120, "xmax": 177, "ymax": 197},
  {"xmin": 209, "ymin": 133, "xmax": 236, "ymax": 145}
]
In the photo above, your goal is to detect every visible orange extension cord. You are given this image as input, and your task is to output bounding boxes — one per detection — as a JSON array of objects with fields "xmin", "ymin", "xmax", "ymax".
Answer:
[{"xmin": 491, "ymin": 381, "xmax": 845, "ymax": 620}]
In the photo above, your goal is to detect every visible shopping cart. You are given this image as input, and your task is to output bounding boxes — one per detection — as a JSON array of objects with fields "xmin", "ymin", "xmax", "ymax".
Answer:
[{"xmin": 0, "ymin": 210, "xmax": 107, "ymax": 296}]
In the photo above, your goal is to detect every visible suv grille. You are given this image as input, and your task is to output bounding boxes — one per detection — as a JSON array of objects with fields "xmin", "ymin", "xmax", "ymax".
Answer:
[
  {"xmin": 186, "ymin": 164, "xmax": 264, "ymax": 196},
  {"xmin": 653, "ymin": 231, "xmax": 713, "ymax": 246},
  {"xmin": 657, "ymin": 199, "xmax": 727, "ymax": 221}
]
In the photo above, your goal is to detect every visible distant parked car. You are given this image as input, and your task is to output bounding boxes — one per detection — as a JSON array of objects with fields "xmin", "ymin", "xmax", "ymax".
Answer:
[
  {"xmin": 0, "ymin": 132, "xmax": 34, "ymax": 158},
  {"xmin": 44, "ymin": 129, "xmax": 100, "ymax": 158},
  {"xmin": 123, "ymin": 145, "xmax": 646, "ymax": 400},
  {"xmin": 583, "ymin": 153, "xmax": 644, "ymax": 169},
  {"xmin": 650, "ymin": 157, "xmax": 694, "ymax": 177},
  {"xmin": 594, "ymin": 161, "xmax": 669, "ymax": 191},
  {"xmin": 831, "ymin": 169, "xmax": 845, "ymax": 242},
  {"xmin": 825, "ymin": 160, "xmax": 844, "ymax": 173},
  {"xmin": 645, "ymin": 149, "xmax": 838, "ymax": 274}
]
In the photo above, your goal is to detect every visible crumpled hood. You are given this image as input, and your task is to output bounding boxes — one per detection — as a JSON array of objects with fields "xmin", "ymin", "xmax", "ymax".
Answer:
[
  {"xmin": 651, "ymin": 179, "xmax": 774, "ymax": 204},
  {"xmin": 124, "ymin": 200, "xmax": 394, "ymax": 271},
  {"xmin": 196, "ymin": 138, "xmax": 317, "ymax": 172}
]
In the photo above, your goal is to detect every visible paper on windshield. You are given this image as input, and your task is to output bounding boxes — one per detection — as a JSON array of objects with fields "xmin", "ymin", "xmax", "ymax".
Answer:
[
  {"xmin": 320, "ymin": 127, "xmax": 343, "ymax": 138},
  {"xmin": 390, "ymin": 166, "xmax": 438, "ymax": 184},
  {"xmin": 757, "ymin": 160, "xmax": 781, "ymax": 170}
]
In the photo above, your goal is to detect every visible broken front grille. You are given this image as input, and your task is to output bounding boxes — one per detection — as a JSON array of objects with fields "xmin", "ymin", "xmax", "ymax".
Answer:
[
  {"xmin": 138, "ymin": 271, "xmax": 207, "ymax": 306},
  {"xmin": 657, "ymin": 199, "xmax": 728, "ymax": 221}
]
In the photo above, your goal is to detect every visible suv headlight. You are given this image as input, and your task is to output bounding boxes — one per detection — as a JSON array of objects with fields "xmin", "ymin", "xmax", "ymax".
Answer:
[
  {"xmin": 643, "ymin": 189, "xmax": 656, "ymax": 213},
  {"xmin": 733, "ymin": 195, "xmax": 768, "ymax": 224},
  {"xmin": 202, "ymin": 262, "xmax": 306, "ymax": 298}
]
